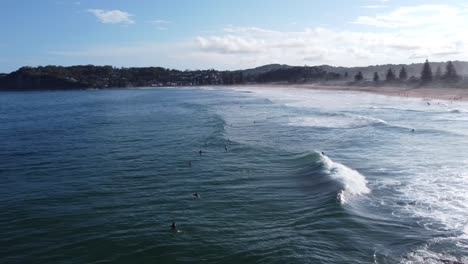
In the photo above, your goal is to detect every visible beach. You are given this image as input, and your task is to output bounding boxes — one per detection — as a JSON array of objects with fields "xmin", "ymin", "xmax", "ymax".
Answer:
[{"xmin": 238, "ymin": 84, "xmax": 468, "ymax": 102}]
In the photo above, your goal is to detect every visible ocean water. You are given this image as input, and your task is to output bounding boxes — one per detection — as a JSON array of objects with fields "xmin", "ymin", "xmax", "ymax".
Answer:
[{"xmin": 1, "ymin": 87, "xmax": 467, "ymax": 264}]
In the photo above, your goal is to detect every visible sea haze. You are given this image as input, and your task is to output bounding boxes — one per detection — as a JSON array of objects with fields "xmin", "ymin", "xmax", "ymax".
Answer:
[{"xmin": 1, "ymin": 87, "xmax": 467, "ymax": 263}]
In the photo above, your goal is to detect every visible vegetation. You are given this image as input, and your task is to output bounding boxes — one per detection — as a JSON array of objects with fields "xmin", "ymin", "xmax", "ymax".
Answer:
[
  {"xmin": 443, "ymin": 61, "xmax": 459, "ymax": 82},
  {"xmin": 435, "ymin": 66, "xmax": 442, "ymax": 80},
  {"xmin": 399, "ymin": 67, "xmax": 408, "ymax": 81},
  {"xmin": 354, "ymin": 72, "xmax": 364, "ymax": 82},
  {"xmin": 0, "ymin": 60, "xmax": 466, "ymax": 90},
  {"xmin": 420, "ymin": 59, "xmax": 433, "ymax": 83},
  {"xmin": 373, "ymin": 72, "xmax": 379, "ymax": 82},
  {"xmin": 385, "ymin": 69, "xmax": 396, "ymax": 82}
]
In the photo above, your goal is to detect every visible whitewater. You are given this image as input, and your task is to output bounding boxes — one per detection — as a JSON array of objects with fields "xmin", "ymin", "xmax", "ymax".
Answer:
[{"xmin": 227, "ymin": 86, "xmax": 468, "ymax": 263}]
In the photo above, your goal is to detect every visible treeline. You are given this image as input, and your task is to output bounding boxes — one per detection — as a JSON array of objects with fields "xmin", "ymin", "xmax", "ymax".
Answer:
[
  {"xmin": 353, "ymin": 60, "xmax": 461, "ymax": 86},
  {"xmin": 253, "ymin": 66, "xmax": 340, "ymax": 83},
  {"xmin": 0, "ymin": 66, "xmax": 225, "ymax": 90},
  {"xmin": 0, "ymin": 60, "xmax": 465, "ymax": 90},
  {"xmin": 0, "ymin": 65, "xmax": 342, "ymax": 90}
]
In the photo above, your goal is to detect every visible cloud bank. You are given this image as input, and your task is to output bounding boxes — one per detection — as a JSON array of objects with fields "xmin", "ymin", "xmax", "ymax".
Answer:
[{"xmin": 54, "ymin": 5, "xmax": 468, "ymax": 70}]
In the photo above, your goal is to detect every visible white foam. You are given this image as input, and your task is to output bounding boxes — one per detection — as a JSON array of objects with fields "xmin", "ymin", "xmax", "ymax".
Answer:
[
  {"xmin": 399, "ymin": 233, "xmax": 468, "ymax": 263},
  {"xmin": 289, "ymin": 114, "xmax": 387, "ymax": 129},
  {"xmin": 401, "ymin": 247, "xmax": 467, "ymax": 264},
  {"xmin": 320, "ymin": 154, "xmax": 370, "ymax": 204},
  {"xmin": 449, "ymin": 108, "xmax": 467, "ymax": 113},
  {"xmin": 398, "ymin": 165, "xmax": 468, "ymax": 233},
  {"xmin": 371, "ymin": 163, "xmax": 468, "ymax": 263}
]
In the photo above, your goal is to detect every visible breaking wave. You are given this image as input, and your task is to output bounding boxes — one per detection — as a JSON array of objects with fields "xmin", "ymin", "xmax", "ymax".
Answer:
[
  {"xmin": 288, "ymin": 113, "xmax": 387, "ymax": 129},
  {"xmin": 319, "ymin": 153, "xmax": 370, "ymax": 204}
]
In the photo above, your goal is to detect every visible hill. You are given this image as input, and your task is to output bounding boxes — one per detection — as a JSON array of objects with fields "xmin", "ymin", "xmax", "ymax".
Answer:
[{"xmin": 1, "ymin": 60, "xmax": 467, "ymax": 90}]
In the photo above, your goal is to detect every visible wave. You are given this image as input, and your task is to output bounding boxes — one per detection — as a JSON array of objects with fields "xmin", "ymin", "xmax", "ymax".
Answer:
[
  {"xmin": 288, "ymin": 113, "xmax": 387, "ymax": 129},
  {"xmin": 377, "ymin": 164, "xmax": 468, "ymax": 264},
  {"xmin": 369, "ymin": 106, "xmax": 427, "ymax": 113},
  {"xmin": 318, "ymin": 153, "xmax": 370, "ymax": 204},
  {"xmin": 449, "ymin": 108, "xmax": 467, "ymax": 113},
  {"xmin": 400, "ymin": 238, "xmax": 468, "ymax": 264},
  {"xmin": 284, "ymin": 152, "xmax": 370, "ymax": 204}
]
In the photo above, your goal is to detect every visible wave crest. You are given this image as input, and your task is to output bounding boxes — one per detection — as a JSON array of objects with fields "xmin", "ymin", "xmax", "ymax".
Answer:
[
  {"xmin": 449, "ymin": 108, "xmax": 467, "ymax": 113},
  {"xmin": 288, "ymin": 114, "xmax": 387, "ymax": 129},
  {"xmin": 320, "ymin": 153, "xmax": 370, "ymax": 204}
]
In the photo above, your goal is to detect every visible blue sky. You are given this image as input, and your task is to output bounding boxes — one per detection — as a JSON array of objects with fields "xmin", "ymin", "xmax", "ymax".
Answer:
[{"xmin": 1, "ymin": 0, "xmax": 467, "ymax": 72}]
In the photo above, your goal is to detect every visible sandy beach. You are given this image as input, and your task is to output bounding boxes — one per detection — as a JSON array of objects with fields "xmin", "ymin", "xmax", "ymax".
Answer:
[{"xmin": 240, "ymin": 84, "xmax": 468, "ymax": 102}]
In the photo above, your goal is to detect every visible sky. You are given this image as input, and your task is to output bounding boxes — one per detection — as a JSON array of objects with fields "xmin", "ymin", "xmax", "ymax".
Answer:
[{"xmin": 1, "ymin": 0, "xmax": 468, "ymax": 73}]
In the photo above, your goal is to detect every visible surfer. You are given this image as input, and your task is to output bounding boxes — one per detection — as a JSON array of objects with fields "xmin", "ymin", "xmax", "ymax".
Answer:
[
  {"xmin": 188, "ymin": 161, "xmax": 192, "ymax": 167},
  {"xmin": 224, "ymin": 145, "xmax": 228, "ymax": 152},
  {"xmin": 199, "ymin": 150, "xmax": 203, "ymax": 156},
  {"xmin": 192, "ymin": 192, "xmax": 200, "ymax": 199},
  {"xmin": 171, "ymin": 222, "xmax": 177, "ymax": 231},
  {"xmin": 411, "ymin": 129, "xmax": 415, "ymax": 132},
  {"xmin": 321, "ymin": 151, "xmax": 326, "ymax": 156}
]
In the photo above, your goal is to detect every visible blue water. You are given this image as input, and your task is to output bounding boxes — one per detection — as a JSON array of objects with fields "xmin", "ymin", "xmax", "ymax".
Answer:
[{"xmin": 1, "ymin": 87, "xmax": 467, "ymax": 263}]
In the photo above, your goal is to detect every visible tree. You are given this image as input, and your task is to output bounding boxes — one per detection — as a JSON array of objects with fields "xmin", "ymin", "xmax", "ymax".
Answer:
[
  {"xmin": 373, "ymin": 72, "xmax": 379, "ymax": 82},
  {"xmin": 420, "ymin": 59, "xmax": 433, "ymax": 83},
  {"xmin": 434, "ymin": 66, "xmax": 442, "ymax": 80},
  {"xmin": 354, "ymin": 71, "xmax": 363, "ymax": 82},
  {"xmin": 386, "ymin": 68, "xmax": 396, "ymax": 82},
  {"xmin": 399, "ymin": 66, "xmax": 408, "ymax": 81},
  {"xmin": 443, "ymin": 61, "xmax": 459, "ymax": 82}
]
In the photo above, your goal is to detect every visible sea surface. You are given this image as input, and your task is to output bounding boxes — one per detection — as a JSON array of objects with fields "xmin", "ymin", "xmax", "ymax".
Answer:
[{"xmin": 1, "ymin": 87, "xmax": 467, "ymax": 264}]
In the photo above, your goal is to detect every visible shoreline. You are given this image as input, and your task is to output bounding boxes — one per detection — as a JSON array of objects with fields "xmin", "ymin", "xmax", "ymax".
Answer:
[
  {"xmin": 229, "ymin": 84, "xmax": 468, "ymax": 102},
  {"xmin": 3, "ymin": 83, "xmax": 468, "ymax": 102}
]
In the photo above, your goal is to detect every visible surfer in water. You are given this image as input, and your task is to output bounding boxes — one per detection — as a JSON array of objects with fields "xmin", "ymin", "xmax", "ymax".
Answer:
[
  {"xmin": 192, "ymin": 192, "xmax": 200, "ymax": 199},
  {"xmin": 199, "ymin": 150, "xmax": 203, "ymax": 156},
  {"xmin": 224, "ymin": 145, "xmax": 228, "ymax": 152},
  {"xmin": 188, "ymin": 161, "xmax": 192, "ymax": 167},
  {"xmin": 171, "ymin": 222, "xmax": 177, "ymax": 231},
  {"xmin": 321, "ymin": 151, "xmax": 326, "ymax": 156}
]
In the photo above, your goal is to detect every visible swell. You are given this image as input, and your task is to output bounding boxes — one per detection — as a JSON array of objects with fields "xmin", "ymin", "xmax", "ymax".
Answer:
[
  {"xmin": 180, "ymin": 101, "xmax": 228, "ymax": 147},
  {"xmin": 288, "ymin": 108, "xmax": 468, "ymax": 138},
  {"xmin": 288, "ymin": 112, "xmax": 387, "ymax": 129},
  {"xmin": 282, "ymin": 152, "xmax": 370, "ymax": 205}
]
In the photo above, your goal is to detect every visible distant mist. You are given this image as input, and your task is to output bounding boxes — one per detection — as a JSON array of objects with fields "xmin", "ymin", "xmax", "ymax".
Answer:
[{"xmin": 317, "ymin": 61, "xmax": 468, "ymax": 81}]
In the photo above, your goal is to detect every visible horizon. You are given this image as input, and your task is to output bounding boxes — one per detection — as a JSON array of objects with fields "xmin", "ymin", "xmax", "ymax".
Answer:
[{"xmin": 1, "ymin": 1, "xmax": 468, "ymax": 73}]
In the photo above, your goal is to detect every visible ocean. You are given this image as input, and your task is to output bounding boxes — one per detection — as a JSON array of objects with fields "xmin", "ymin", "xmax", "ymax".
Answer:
[{"xmin": 1, "ymin": 87, "xmax": 467, "ymax": 263}]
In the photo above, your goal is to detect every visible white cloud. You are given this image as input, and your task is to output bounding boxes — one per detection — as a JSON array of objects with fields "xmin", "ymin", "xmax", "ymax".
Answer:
[
  {"xmin": 52, "ymin": 5, "xmax": 468, "ymax": 70},
  {"xmin": 353, "ymin": 5, "xmax": 464, "ymax": 28},
  {"xmin": 150, "ymin": 19, "xmax": 171, "ymax": 24},
  {"xmin": 304, "ymin": 53, "xmax": 327, "ymax": 62},
  {"xmin": 362, "ymin": 5, "xmax": 387, "ymax": 9},
  {"xmin": 196, "ymin": 35, "xmax": 263, "ymax": 54},
  {"xmin": 193, "ymin": 19, "xmax": 468, "ymax": 68},
  {"xmin": 387, "ymin": 43, "xmax": 420, "ymax": 51},
  {"xmin": 87, "ymin": 9, "xmax": 135, "ymax": 24},
  {"xmin": 149, "ymin": 19, "xmax": 171, "ymax": 30}
]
